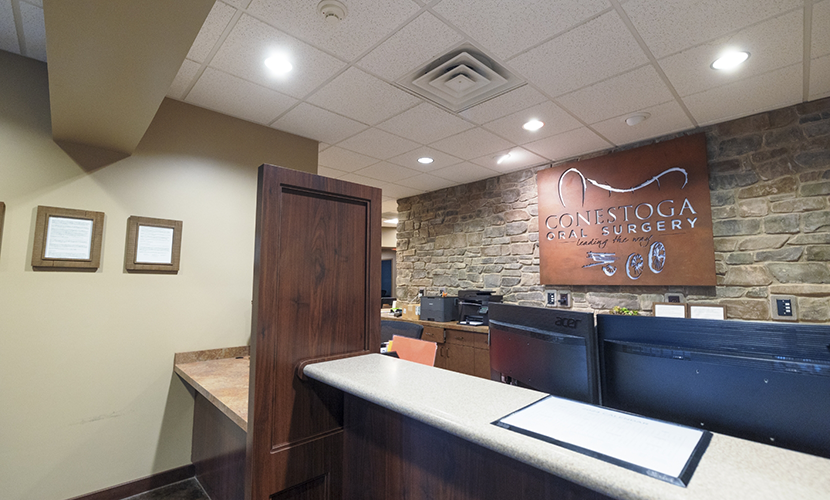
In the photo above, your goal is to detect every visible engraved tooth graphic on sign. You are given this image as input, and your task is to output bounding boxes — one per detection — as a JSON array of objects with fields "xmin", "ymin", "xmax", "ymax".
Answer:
[
  {"xmin": 558, "ymin": 167, "xmax": 689, "ymax": 208},
  {"xmin": 649, "ymin": 242, "xmax": 666, "ymax": 273}
]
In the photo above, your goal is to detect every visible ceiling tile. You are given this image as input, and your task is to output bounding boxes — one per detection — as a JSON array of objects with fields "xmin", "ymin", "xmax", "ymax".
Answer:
[
  {"xmin": 0, "ymin": 1, "xmax": 20, "ymax": 54},
  {"xmin": 339, "ymin": 172, "xmax": 390, "ymax": 190},
  {"xmin": 186, "ymin": 67, "xmax": 297, "ymax": 124},
  {"xmin": 272, "ymin": 102, "xmax": 367, "ymax": 144},
  {"xmin": 168, "ymin": 59, "xmax": 201, "ymax": 99},
  {"xmin": 400, "ymin": 173, "xmax": 459, "ymax": 192},
  {"xmin": 20, "ymin": 1, "xmax": 45, "ymax": 61},
  {"xmin": 809, "ymin": 54, "xmax": 830, "ymax": 100},
  {"xmin": 591, "ymin": 100, "xmax": 694, "ymax": 146},
  {"xmin": 318, "ymin": 165, "xmax": 350, "ymax": 178},
  {"xmin": 354, "ymin": 161, "xmax": 421, "ymax": 182},
  {"xmin": 187, "ymin": 1, "xmax": 236, "ymax": 63},
  {"xmin": 356, "ymin": 11, "xmax": 464, "ymax": 81},
  {"xmin": 387, "ymin": 146, "xmax": 463, "ymax": 172},
  {"xmin": 318, "ymin": 146, "xmax": 379, "ymax": 172},
  {"xmin": 433, "ymin": 0, "xmax": 609, "ymax": 60},
  {"xmin": 382, "ymin": 183, "xmax": 428, "ymax": 199},
  {"xmin": 429, "ymin": 127, "xmax": 514, "ymax": 160},
  {"xmin": 247, "ymin": 0, "xmax": 420, "ymax": 61},
  {"xmin": 337, "ymin": 128, "xmax": 420, "ymax": 159},
  {"xmin": 432, "ymin": 162, "xmax": 499, "ymax": 183},
  {"xmin": 308, "ymin": 67, "xmax": 421, "ymax": 125},
  {"xmin": 209, "ymin": 14, "xmax": 346, "ymax": 99},
  {"xmin": 458, "ymin": 85, "xmax": 548, "ymax": 124},
  {"xmin": 557, "ymin": 65, "xmax": 674, "ymax": 124},
  {"xmin": 659, "ymin": 10, "xmax": 803, "ymax": 97},
  {"xmin": 470, "ymin": 147, "xmax": 548, "ymax": 173},
  {"xmin": 376, "ymin": 103, "xmax": 475, "ymax": 144},
  {"xmin": 683, "ymin": 63, "xmax": 803, "ymax": 126},
  {"xmin": 814, "ymin": 0, "xmax": 830, "ymax": 58},
  {"xmin": 318, "ymin": 142, "xmax": 331, "ymax": 152},
  {"xmin": 509, "ymin": 11, "xmax": 648, "ymax": 98},
  {"xmin": 482, "ymin": 101, "xmax": 582, "ymax": 144},
  {"xmin": 623, "ymin": 0, "xmax": 802, "ymax": 59},
  {"xmin": 524, "ymin": 127, "xmax": 612, "ymax": 162}
]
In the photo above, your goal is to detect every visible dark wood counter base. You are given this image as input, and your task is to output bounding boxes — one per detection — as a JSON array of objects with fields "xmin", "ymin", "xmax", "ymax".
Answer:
[{"xmin": 343, "ymin": 393, "xmax": 612, "ymax": 500}]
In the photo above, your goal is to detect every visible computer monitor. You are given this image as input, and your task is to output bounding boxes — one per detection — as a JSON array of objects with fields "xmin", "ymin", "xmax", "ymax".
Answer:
[
  {"xmin": 489, "ymin": 303, "xmax": 599, "ymax": 404},
  {"xmin": 597, "ymin": 314, "xmax": 830, "ymax": 459}
]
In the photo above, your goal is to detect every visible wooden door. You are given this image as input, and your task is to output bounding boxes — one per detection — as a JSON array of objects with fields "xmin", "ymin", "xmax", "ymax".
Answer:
[{"xmin": 247, "ymin": 165, "xmax": 381, "ymax": 500}]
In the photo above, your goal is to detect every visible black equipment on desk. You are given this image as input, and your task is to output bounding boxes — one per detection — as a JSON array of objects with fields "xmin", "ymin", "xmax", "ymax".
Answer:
[
  {"xmin": 598, "ymin": 314, "xmax": 830, "ymax": 459},
  {"xmin": 457, "ymin": 289, "xmax": 502, "ymax": 326},
  {"xmin": 419, "ymin": 296, "xmax": 458, "ymax": 322},
  {"xmin": 489, "ymin": 303, "xmax": 599, "ymax": 404}
]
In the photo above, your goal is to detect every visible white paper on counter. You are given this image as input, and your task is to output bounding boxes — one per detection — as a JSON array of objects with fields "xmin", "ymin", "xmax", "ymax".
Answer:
[{"xmin": 497, "ymin": 396, "xmax": 705, "ymax": 478}]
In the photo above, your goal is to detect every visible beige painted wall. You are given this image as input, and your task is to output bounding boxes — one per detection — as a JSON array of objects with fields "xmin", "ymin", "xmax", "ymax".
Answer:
[{"xmin": 0, "ymin": 50, "xmax": 317, "ymax": 500}]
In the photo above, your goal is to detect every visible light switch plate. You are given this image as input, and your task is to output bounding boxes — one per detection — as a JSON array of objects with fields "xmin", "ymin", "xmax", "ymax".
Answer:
[{"xmin": 770, "ymin": 295, "xmax": 797, "ymax": 321}]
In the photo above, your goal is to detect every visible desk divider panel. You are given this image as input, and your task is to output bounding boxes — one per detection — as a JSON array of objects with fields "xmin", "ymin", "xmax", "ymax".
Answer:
[{"xmin": 247, "ymin": 164, "xmax": 381, "ymax": 500}]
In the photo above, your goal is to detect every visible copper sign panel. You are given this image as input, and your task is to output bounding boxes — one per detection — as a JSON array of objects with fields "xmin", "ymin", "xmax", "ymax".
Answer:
[{"xmin": 538, "ymin": 134, "xmax": 716, "ymax": 286}]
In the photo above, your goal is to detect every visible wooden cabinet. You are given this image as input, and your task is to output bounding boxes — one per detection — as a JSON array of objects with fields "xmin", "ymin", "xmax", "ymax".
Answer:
[{"xmin": 442, "ymin": 328, "xmax": 490, "ymax": 379}]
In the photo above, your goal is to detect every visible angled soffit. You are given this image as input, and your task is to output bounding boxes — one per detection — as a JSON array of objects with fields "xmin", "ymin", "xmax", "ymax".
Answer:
[{"xmin": 43, "ymin": 0, "xmax": 214, "ymax": 155}]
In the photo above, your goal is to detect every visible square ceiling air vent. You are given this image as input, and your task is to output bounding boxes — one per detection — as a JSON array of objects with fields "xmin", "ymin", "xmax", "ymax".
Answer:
[{"xmin": 395, "ymin": 43, "xmax": 525, "ymax": 113}]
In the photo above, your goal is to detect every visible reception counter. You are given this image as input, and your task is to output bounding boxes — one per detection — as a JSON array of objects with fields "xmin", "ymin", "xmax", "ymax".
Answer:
[
  {"xmin": 303, "ymin": 353, "xmax": 830, "ymax": 500},
  {"xmin": 176, "ymin": 348, "xmax": 830, "ymax": 500}
]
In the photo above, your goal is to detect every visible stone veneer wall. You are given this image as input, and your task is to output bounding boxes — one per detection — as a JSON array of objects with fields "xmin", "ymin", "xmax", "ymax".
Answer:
[{"xmin": 395, "ymin": 97, "xmax": 830, "ymax": 323}]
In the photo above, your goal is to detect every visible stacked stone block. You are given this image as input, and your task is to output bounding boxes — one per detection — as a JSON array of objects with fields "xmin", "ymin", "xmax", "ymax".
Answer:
[{"xmin": 396, "ymin": 97, "xmax": 830, "ymax": 323}]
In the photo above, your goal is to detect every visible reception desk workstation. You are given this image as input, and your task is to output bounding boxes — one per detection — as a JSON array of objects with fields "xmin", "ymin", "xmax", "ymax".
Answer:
[
  {"xmin": 174, "ymin": 346, "xmax": 830, "ymax": 500},
  {"xmin": 173, "ymin": 165, "xmax": 830, "ymax": 500}
]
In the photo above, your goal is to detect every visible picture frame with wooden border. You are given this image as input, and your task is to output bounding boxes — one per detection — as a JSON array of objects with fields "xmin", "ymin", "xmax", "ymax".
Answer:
[
  {"xmin": 688, "ymin": 304, "xmax": 727, "ymax": 320},
  {"xmin": 653, "ymin": 302, "xmax": 689, "ymax": 318},
  {"xmin": 124, "ymin": 216, "xmax": 182, "ymax": 273},
  {"xmin": 32, "ymin": 205, "xmax": 105, "ymax": 271}
]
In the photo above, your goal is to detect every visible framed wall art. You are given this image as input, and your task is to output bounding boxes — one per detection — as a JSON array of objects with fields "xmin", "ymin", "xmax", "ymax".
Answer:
[
  {"xmin": 124, "ymin": 216, "xmax": 182, "ymax": 273},
  {"xmin": 32, "ymin": 205, "xmax": 105, "ymax": 271}
]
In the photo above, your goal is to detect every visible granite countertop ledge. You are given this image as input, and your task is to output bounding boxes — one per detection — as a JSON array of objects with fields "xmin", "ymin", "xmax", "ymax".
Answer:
[
  {"xmin": 303, "ymin": 353, "xmax": 830, "ymax": 500},
  {"xmin": 174, "ymin": 346, "xmax": 249, "ymax": 431}
]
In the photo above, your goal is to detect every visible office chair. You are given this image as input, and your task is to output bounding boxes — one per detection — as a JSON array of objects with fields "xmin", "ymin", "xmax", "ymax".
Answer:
[{"xmin": 380, "ymin": 320, "xmax": 423, "ymax": 344}]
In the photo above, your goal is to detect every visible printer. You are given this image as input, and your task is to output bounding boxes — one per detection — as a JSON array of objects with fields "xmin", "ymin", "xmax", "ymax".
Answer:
[
  {"xmin": 420, "ymin": 296, "xmax": 458, "ymax": 322},
  {"xmin": 457, "ymin": 290, "xmax": 502, "ymax": 326}
]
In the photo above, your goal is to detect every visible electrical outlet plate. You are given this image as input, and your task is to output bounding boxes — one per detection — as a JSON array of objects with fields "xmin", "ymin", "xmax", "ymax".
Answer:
[
  {"xmin": 545, "ymin": 290, "xmax": 557, "ymax": 307},
  {"xmin": 770, "ymin": 295, "xmax": 797, "ymax": 321},
  {"xmin": 556, "ymin": 290, "xmax": 572, "ymax": 308}
]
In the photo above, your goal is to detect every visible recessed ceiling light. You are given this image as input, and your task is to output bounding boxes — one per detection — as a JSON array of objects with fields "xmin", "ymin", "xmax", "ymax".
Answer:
[
  {"xmin": 417, "ymin": 157, "xmax": 434, "ymax": 164},
  {"xmin": 711, "ymin": 51, "xmax": 750, "ymax": 70},
  {"xmin": 496, "ymin": 153, "xmax": 512, "ymax": 164},
  {"xmin": 523, "ymin": 119, "xmax": 544, "ymax": 131},
  {"xmin": 624, "ymin": 112, "xmax": 651, "ymax": 126},
  {"xmin": 265, "ymin": 55, "xmax": 293, "ymax": 75}
]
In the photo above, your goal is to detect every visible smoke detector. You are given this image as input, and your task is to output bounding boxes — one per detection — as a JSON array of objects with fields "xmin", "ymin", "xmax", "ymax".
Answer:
[
  {"xmin": 318, "ymin": 0, "xmax": 347, "ymax": 24},
  {"xmin": 395, "ymin": 43, "xmax": 525, "ymax": 113}
]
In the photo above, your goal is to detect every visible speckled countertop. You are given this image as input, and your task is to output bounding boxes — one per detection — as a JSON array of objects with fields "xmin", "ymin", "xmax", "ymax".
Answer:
[
  {"xmin": 303, "ymin": 353, "xmax": 830, "ymax": 500},
  {"xmin": 174, "ymin": 346, "xmax": 249, "ymax": 431}
]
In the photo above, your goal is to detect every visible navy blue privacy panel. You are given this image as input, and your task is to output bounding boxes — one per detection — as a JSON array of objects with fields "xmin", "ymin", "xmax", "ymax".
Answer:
[
  {"xmin": 489, "ymin": 304, "xmax": 598, "ymax": 404},
  {"xmin": 597, "ymin": 315, "xmax": 830, "ymax": 459}
]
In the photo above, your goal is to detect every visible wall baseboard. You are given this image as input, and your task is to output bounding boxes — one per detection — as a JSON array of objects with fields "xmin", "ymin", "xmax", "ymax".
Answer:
[{"xmin": 65, "ymin": 464, "xmax": 195, "ymax": 500}]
